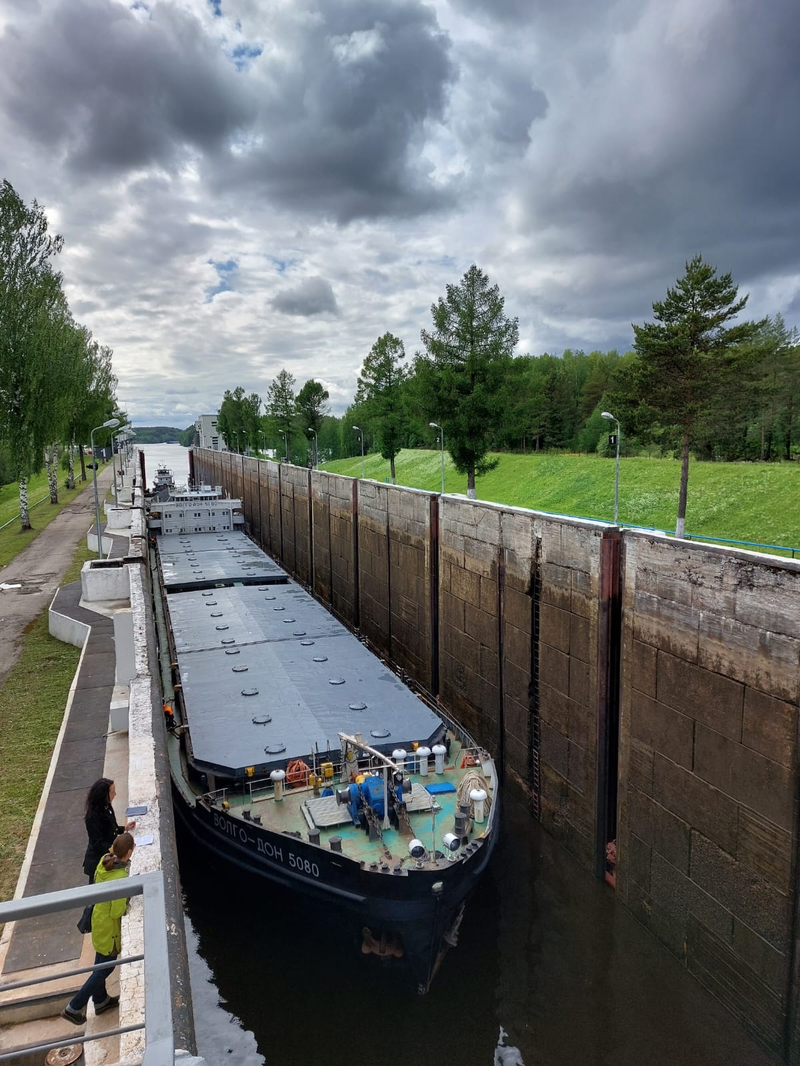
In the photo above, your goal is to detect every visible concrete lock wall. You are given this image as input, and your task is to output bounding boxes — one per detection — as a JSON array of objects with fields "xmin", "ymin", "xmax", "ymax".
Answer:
[
  {"xmin": 192, "ymin": 450, "xmax": 800, "ymax": 1057},
  {"xmin": 616, "ymin": 533, "xmax": 800, "ymax": 1057}
]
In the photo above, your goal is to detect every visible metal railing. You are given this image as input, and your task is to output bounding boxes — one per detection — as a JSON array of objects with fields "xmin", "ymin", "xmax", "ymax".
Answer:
[
  {"xmin": 203, "ymin": 744, "xmax": 491, "ymax": 811},
  {"xmin": 0, "ymin": 493, "xmax": 51, "ymax": 532},
  {"xmin": 0, "ymin": 872, "xmax": 174, "ymax": 1066},
  {"xmin": 619, "ymin": 522, "xmax": 800, "ymax": 559},
  {"xmin": 531, "ymin": 509, "xmax": 800, "ymax": 558}
]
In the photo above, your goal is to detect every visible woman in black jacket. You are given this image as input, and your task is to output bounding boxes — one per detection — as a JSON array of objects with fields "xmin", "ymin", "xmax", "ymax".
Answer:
[{"xmin": 82, "ymin": 778, "xmax": 136, "ymax": 882}]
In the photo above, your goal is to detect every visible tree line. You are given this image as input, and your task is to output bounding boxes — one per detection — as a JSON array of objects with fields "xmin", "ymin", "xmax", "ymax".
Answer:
[
  {"xmin": 0, "ymin": 180, "xmax": 120, "ymax": 527},
  {"xmin": 212, "ymin": 257, "xmax": 799, "ymax": 536}
]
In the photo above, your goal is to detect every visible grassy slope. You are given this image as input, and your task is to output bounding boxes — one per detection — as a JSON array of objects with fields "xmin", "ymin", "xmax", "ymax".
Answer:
[
  {"xmin": 0, "ymin": 464, "xmax": 108, "ymax": 570},
  {"xmin": 321, "ymin": 451, "xmax": 800, "ymax": 552},
  {"xmin": 0, "ymin": 544, "xmax": 96, "ymax": 902}
]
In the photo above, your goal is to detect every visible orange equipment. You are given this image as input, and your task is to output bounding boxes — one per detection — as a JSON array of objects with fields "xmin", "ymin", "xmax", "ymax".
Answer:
[{"xmin": 286, "ymin": 759, "xmax": 311, "ymax": 788}]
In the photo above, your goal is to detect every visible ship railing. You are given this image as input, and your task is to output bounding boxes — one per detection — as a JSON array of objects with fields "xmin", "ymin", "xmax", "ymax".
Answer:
[
  {"xmin": 0, "ymin": 872, "xmax": 176, "ymax": 1066},
  {"xmin": 202, "ymin": 746, "xmax": 493, "ymax": 810}
]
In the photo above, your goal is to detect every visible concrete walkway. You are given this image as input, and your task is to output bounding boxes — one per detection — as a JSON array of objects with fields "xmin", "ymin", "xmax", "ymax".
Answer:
[
  {"xmin": 0, "ymin": 467, "xmax": 114, "ymax": 688},
  {"xmin": 0, "ymin": 545, "xmax": 130, "ymax": 1062}
]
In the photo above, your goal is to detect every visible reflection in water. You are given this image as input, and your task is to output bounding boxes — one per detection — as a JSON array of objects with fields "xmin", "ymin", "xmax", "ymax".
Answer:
[
  {"xmin": 177, "ymin": 796, "xmax": 780, "ymax": 1066},
  {"xmin": 184, "ymin": 918, "xmax": 264, "ymax": 1065},
  {"xmin": 495, "ymin": 1027, "xmax": 525, "ymax": 1066}
]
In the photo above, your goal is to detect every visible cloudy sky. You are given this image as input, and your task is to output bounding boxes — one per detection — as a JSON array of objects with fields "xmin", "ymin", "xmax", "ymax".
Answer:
[{"xmin": 1, "ymin": 0, "xmax": 798, "ymax": 426}]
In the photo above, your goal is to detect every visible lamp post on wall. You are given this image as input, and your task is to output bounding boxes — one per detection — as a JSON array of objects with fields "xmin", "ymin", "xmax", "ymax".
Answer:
[
  {"xmin": 601, "ymin": 411, "xmax": 621, "ymax": 525},
  {"xmin": 91, "ymin": 417, "xmax": 119, "ymax": 558},
  {"xmin": 429, "ymin": 421, "xmax": 445, "ymax": 495},
  {"xmin": 352, "ymin": 426, "xmax": 365, "ymax": 479},
  {"xmin": 307, "ymin": 428, "xmax": 318, "ymax": 469}
]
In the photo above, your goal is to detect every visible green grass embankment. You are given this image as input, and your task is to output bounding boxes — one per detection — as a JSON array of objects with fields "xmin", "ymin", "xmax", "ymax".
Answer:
[
  {"xmin": 0, "ymin": 465, "xmax": 107, "ymax": 570},
  {"xmin": 0, "ymin": 539, "xmax": 95, "ymax": 902},
  {"xmin": 321, "ymin": 451, "xmax": 800, "ymax": 553}
]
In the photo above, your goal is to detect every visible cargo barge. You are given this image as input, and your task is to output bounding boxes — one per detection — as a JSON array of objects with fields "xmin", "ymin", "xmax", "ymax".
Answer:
[{"xmin": 148, "ymin": 503, "xmax": 498, "ymax": 992}]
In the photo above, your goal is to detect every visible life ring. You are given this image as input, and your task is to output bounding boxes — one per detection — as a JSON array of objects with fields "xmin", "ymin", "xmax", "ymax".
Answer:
[
  {"xmin": 286, "ymin": 759, "xmax": 311, "ymax": 788},
  {"xmin": 460, "ymin": 753, "xmax": 478, "ymax": 768}
]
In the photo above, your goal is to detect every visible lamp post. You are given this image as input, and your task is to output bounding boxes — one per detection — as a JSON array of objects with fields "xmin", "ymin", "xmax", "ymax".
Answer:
[
  {"xmin": 283, "ymin": 430, "xmax": 290, "ymax": 463},
  {"xmin": 91, "ymin": 418, "xmax": 120, "ymax": 558},
  {"xmin": 260, "ymin": 431, "xmax": 267, "ymax": 458},
  {"xmin": 352, "ymin": 426, "xmax": 365, "ymax": 479},
  {"xmin": 601, "ymin": 411, "xmax": 621, "ymax": 525},
  {"xmin": 307, "ymin": 428, "xmax": 318, "ymax": 469},
  {"xmin": 429, "ymin": 422, "xmax": 445, "ymax": 495}
]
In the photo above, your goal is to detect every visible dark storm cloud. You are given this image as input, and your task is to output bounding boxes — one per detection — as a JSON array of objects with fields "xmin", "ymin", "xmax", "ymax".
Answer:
[
  {"xmin": 0, "ymin": 0, "xmax": 252, "ymax": 173},
  {"xmin": 270, "ymin": 277, "xmax": 339, "ymax": 317},
  {"xmin": 221, "ymin": 0, "xmax": 456, "ymax": 221},
  {"xmin": 504, "ymin": 0, "xmax": 800, "ymax": 346},
  {"xmin": 455, "ymin": 42, "xmax": 547, "ymax": 153}
]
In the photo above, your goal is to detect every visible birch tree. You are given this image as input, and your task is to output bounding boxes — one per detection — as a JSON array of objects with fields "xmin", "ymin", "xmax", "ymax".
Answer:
[{"xmin": 0, "ymin": 180, "xmax": 66, "ymax": 528}]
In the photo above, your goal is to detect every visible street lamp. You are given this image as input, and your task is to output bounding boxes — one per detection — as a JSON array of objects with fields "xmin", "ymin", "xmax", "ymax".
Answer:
[
  {"xmin": 352, "ymin": 426, "xmax": 365, "ymax": 479},
  {"xmin": 429, "ymin": 422, "xmax": 445, "ymax": 495},
  {"xmin": 283, "ymin": 430, "xmax": 290, "ymax": 463},
  {"xmin": 601, "ymin": 411, "xmax": 621, "ymax": 525},
  {"xmin": 260, "ymin": 431, "xmax": 267, "ymax": 458},
  {"xmin": 91, "ymin": 418, "xmax": 119, "ymax": 558},
  {"xmin": 307, "ymin": 428, "xmax": 318, "ymax": 469}
]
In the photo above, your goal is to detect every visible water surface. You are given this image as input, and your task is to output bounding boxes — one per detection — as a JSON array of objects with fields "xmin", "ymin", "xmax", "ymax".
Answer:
[
  {"xmin": 179, "ymin": 796, "xmax": 780, "ymax": 1066},
  {"xmin": 136, "ymin": 443, "xmax": 190, "ymax": 489}
]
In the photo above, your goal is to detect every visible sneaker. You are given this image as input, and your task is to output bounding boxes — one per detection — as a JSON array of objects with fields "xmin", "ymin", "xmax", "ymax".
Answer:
[
  {"xmin": 94, "ymin": 995, "xmax": 120, "ymax": 1015},
  {"xmin": 61, "ymin": 1005, "xmax": 86, "ymax": 1026}
]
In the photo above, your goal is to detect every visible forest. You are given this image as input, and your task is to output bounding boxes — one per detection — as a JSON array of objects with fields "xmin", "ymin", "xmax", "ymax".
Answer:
[{"xmin": 213, "ymin": 259, "xmax": 799, "ymax": 536}]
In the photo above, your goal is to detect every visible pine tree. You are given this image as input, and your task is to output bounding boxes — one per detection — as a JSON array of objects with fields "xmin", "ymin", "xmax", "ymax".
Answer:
[
  {"xmin": 417, "ymin": 265, "xmax": 518, "ymax": 497},
  {"xmin": 266, "ymin": 370, "xmax": 296, "ymax": 460},
  {"xmin": 354, "ymin": 334, "xmax": 408, "ymax": 483},
  {"xmin": 632, "ymin": 255, "xmax": 762, "ymax": 537}
]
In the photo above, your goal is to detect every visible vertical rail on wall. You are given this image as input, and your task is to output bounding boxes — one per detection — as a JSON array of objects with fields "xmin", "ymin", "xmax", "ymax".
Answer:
[
  {"xmin": 429, "ymin": 494, "xmax": 440, "ymax": 697},
  {"xmin": 292, "ymin": 479, "xmax": 298, "ymax": 578},
  {"xmin": 352, "ymin": 479, "xmax": 360, "ymax": 630},
  {"xmin": 139, "ymin": 449, "xmax": 147, "ymax": 494},
  {"xmin": 308, "ymin": 468, "xmax": 314, "ymax": 589},
  {"xmin": 497, "ymin": 547, "xmax": 507, "ymax": 783},
  {"xmin": 327, "ymin": 486, "xmax": 334, "ymax": 609},
  {"xmin": 240, "ymin": 455, "xmax": 247, "ymax": 532},
  {"xmin": 257, "ymin": 460, "xmax": 263, "ymax": 548},
  {"xmin": 386, "ymin": 491, "xmax": 393, "ymax": 659},
  {"xmin": 785, "ymin": 717, "xmax": 800, "ymax": 1063},
  {"xmin": 530, "ymin": 538, "xmax": 542, "ymax": 819},
  {"xmin": 594, "ymin": 529, "xmax": 622, "ymax": 881},
  {"xmin": 277, "ymin": 462, "xmax": 285, "ymax": 565},
  {"xmin": 265, "ymin": 464, "xmax": 272, "ymax": 551}
]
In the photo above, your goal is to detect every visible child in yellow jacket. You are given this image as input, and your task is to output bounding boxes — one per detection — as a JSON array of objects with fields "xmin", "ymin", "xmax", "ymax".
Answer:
[{"xmin": 62, "ymin": 832, "xmax": 135, "ymax": 1025}]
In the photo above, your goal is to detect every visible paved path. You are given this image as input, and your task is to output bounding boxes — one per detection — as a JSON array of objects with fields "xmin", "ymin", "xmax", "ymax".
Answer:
[
  {"xmin": 0, "ymin": 466, "xmax": 114, "ymax": 687},
  {"xmin": 2, "ymin": 580, "xmax": 116, "ymax": 974}
]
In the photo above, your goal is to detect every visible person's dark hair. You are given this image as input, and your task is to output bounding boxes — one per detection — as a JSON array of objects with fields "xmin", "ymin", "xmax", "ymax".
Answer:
[
  {"xmin": 101, "ymin": 832, "xmax": 134, "ymax": 870},
  {"xmin": 86, "ymin": 778, "xmax": 114, "ymax": 814}
]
